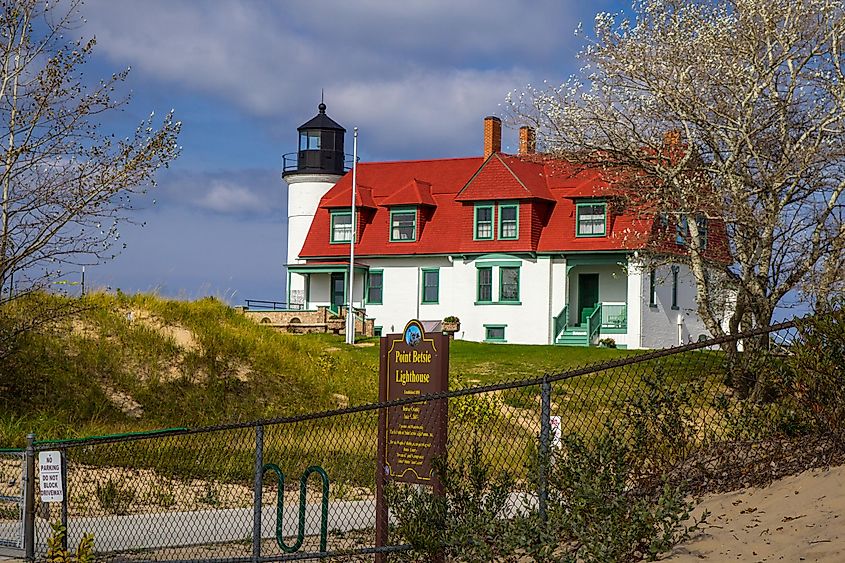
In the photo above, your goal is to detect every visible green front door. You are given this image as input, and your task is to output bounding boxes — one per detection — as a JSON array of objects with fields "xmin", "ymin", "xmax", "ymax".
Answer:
[
  {"xmin": 578, "ymin": 273, "xmax": 599, "ymax": 325},
  {"xmin": 330, "ymin": 273, "xmax": 345, "ymax": 310}
]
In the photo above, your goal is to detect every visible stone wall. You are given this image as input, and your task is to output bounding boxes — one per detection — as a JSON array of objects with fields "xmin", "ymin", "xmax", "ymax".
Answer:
[{"xmin": 238, "ymin": 306, "xmax": 374, "ymax": 337}]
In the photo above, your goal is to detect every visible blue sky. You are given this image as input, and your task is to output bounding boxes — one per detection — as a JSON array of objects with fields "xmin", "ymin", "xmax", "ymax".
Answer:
[{"xmin": 77, "ymin": 0, "xmax": 623, "ymax": 302}]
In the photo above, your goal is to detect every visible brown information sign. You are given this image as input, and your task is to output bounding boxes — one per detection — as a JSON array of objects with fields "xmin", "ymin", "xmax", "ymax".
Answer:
[{"xmin": 377, "ymin": 319, "xmax": 449, "ymax": 485}]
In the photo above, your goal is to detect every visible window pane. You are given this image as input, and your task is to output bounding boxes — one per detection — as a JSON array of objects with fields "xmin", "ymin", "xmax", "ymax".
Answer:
[
  {"xmin": 500, "ymin": 205, "xmax": 517, "ymax": 238},
  {"xmin": 577, "ymin": 204, "xmax": 606, "ymax": 235},
  {"xmin": 649, "ymin": 269, "xmax": 657, "ymax": 306},
  {"xmin": 332, "ymin": 213, "xmax": 352, "ymax": 242},
  {"xmin": 392, "ymin": 211, "xmax": 416, "ymax": 241},
  {"xmin": 477, "ymin": 268, "xmax": 492, "ymax": 301},
  {"xmin": 423, "ymin": 270, "xmax": 439, "ymax": 302},
  {"xmin": 476, "ymin": 206, "xmax": 493, "ymax": 239},
  {"xmin": 676, "ymin": 216, "xmax": 688, "ymax": 245},
  {"xmin": 368, "ymin": 272, "xmax": 383, "ymax": 304},
  {"xmin": 486, "ymin": 326, "xmax": 505, "ymax": 340},
  {"xmin": 500, "ymin": 267, "xmax": 519, "ymax": 301},
  {"xmin": 307, "ymin": 131, "xmax": 321, "ymax": 149}
]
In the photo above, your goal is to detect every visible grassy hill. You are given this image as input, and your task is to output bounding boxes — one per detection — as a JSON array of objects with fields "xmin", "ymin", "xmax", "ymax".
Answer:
[{"xmin": 0, "ymin": 292, "xmax": 635, "ymax": 447}]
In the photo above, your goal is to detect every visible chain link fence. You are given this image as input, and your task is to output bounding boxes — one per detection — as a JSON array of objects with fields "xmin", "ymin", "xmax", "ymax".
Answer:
[
  {"xmin": 11, "ymin": 316, "xmax": 844, "ymax": 561},
  {"xmin": 0, "ymin": 449, "xmax": 24, "ymax": 552}
]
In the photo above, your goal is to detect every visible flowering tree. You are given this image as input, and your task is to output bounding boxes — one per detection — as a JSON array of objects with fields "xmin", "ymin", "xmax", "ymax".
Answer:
[
  {"xmin": 509, "ymin": 0, "xmax": 845, "ymax": 367},
  {"xmin": 0, "ymin": 0, "xmax": 181, "ymax": 301}
]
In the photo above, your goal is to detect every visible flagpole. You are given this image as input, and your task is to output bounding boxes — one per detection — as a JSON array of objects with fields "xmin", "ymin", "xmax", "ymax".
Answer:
[{"xmin": 346, "ymin": 127, "xmax": 358, "ymax": 345}]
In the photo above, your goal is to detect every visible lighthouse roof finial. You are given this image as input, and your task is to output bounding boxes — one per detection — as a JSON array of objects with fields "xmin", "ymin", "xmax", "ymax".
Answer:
[{"xmin": 319, "ymin": 89, "xmax": 326, "ymax": 113}]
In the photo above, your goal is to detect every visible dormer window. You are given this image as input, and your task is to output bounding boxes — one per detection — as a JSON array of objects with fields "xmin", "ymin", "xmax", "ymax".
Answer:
[
  {"xmin": 330, "ymin": 210, "xmax": 352, "ymax": 243},
  {"xmin": 390, "ymin": 207, "xmax": 417, "ymax": 242},
  {"xmin": 676, "ymin": 214, "xmax": 708, "ymax": 249},
  {"xmin": 576, "ymin": 202, "xmax": 607, "ymax": 237},
  {"xmin": 498, "ymin": 203, "xmax": 519, "ymax": 239},
  {"xmin": 474, "ymin": 204, "xmax": 494, "ymax": 240}
]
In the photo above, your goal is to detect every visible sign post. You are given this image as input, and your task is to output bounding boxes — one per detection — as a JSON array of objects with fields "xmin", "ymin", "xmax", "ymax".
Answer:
[{"xmin": 375, "ymin": 320, "xmax": 449, "ymax": 561}]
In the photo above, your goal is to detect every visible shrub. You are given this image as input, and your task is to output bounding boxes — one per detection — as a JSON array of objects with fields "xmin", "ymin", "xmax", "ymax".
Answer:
[
  {"xmin": 386, "ymin": 441, "xmax": 514, "ymax": 561},
  {"xmin": 46, "ymin": 521, "xmax": 94, "ymax": 563},
  {"xmin": 789, "ymin": 309, "xmax": 845, "ymax": 439},
  {"xmin": 95, "ymin": 478, "xmax": 135, "ymax": 515},
  {"xmin": 388, "ymin": 431, "xmax": 704, "ymax": 562},
  {"xmin": 618, "ymin": 371, "xmax": 698, "ymax": 476},
  {"xmin": 537, "ymin": 431, "xmax": 706, "ymax": 563}
]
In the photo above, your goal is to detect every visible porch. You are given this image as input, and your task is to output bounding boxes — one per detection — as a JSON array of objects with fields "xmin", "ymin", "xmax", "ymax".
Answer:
[
  {"xmin": 286, "ymin": 262, "xmax": 369, "ymax": 312},
  {"xmin": 553, "ymin": 255, "xmax": 629, "ymax": 347}
]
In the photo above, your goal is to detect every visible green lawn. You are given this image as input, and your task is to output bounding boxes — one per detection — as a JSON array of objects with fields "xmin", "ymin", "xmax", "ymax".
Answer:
[{"xmin": 0, "ymin": 292, "xmax": 707, "ymax": 450}]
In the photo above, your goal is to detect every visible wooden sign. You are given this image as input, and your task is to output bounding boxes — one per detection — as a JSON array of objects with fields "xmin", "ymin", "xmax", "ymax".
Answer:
[
  {"xmin": 378, "ymin": 319, "xmax": 449, "ymax": 485},
  {"xmin": 375, "ymin": 319, "xmax": 449, "ymax": 561}
]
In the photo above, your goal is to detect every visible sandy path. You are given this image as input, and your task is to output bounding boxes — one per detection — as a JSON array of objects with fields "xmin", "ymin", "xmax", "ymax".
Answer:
[{"xmin": 667, "ymin": 465, "xmax": 845, "ymax": 561}]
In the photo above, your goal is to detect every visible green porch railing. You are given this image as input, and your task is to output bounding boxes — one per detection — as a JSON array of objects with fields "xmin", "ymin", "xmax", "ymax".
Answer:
[
  {"xmin": 601, "ymin": 303, "xmax": 627, "ymax": 329},
  {"xmin": 588, "ymin": 304, "xmax": 602, "ymax": 344},
  {"xmin": 552, "ymin": 305, "xmax": 568, "ymax": 339}
]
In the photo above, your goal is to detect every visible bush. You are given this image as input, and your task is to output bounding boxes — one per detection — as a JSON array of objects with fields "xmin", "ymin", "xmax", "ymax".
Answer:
[
  {"xmin": 539, "ymin": 432, "xmax": 706, "ymax": 563},
  {"xmin": 388, "ymin": 431, "xmax": 704, "ymax": 562},
  {"xmin": 386, "ymin": 441, "xmax": 514, "ymax": 561},
  {"xmin": 46, "ymin": 521, "xmax": 94, "ymax": 563},
  {"xmin": 619, "ymin": 371, "xmax": 698, "ymax": 476},
  {"xmin": 789, "ymin": 309, "xmax": 845, "ymax": 438}
]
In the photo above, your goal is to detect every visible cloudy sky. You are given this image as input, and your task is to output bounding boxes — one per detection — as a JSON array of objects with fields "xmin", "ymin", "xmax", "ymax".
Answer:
[{"xmin": 76, "ymin": 0, "xmax": 623, "ymax": 302}]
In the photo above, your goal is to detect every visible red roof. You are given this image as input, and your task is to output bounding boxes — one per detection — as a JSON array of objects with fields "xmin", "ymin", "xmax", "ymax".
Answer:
[
  {"xmin": 323, "ymin": 184, "xmax": 376, "ymax": 208},
  {"xmin": 296, "ymin": 153, "xmax": 689, "ymax": 259},
  {"xmin": 380, "ymin": 178, "xmax": 436, "ymax": 207}
]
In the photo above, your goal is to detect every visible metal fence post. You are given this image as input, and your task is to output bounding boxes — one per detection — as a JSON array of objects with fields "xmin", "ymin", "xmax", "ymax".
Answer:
[
  {"xmin": 252, "ymin": 425, "xmax": 264, "ymax": 563},
  {"xmin": 538, "ymin": 376, "xmax": 551, "ymax": 524},
  {"xmin": 23, "ymin": 433, "xmax": 35, "ymax": 562},
  {"xmin": 60, "ymin": 449, "xmax": 68, "ymax": 552}
]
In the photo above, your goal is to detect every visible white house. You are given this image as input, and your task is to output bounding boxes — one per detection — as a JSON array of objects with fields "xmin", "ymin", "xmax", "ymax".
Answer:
[{"xmin": 279, "ymin": 104, "xmax": 728, "ymax": 348}]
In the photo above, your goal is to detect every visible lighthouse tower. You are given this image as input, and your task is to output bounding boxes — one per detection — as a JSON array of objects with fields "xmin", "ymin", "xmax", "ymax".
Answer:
[{"xmin": 282, "ymin": 102, "xmax": 347, "ymax": 306}]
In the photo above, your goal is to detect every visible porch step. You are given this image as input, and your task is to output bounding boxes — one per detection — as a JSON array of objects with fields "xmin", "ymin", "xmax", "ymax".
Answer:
[{"xmin": 556, "ymin": 332, "xmax": 590, "ymax": 347}]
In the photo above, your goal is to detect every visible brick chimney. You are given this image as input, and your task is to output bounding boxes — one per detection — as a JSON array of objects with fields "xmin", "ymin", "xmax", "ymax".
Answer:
[
  {"xmin": 518, "ymin": 126, "xmax": 536, "ymax": 155},
  {"xmin": 484, "ymin": 116, "xmax": 502, "ymax": 158}
]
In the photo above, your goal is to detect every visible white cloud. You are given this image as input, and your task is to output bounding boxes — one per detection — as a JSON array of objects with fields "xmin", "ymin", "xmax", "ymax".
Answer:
[
  {"xmin": 151, "ymin": 169, "xmax": 284, "ymax": 218},
  {"xmin": 198, "ymin": 181, "xmax": 267, "ymax": 214},
  {"xmin": 82, "ymin": 0, "xmax": 589, "ymax": 158}
]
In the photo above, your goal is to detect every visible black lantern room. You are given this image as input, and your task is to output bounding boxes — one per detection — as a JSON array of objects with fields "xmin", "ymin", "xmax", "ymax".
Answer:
[{"xmin": 283, "ymin": 102, "xmax": 346, "ymax": 177}]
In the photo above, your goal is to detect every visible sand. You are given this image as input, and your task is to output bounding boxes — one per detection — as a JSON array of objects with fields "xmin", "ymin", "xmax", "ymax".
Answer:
[{"xmin": 667, "ymin": 464, "xmax": 845, "ymax": 562}]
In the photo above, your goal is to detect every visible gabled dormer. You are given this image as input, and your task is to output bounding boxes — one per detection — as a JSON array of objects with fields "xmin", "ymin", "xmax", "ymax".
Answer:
[{"xmin": 381, "ymin": 178, "xmax": 437, "ymax": 243}]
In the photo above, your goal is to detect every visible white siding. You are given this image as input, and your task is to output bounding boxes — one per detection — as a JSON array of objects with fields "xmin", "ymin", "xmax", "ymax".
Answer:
[
  {"xmin": 639, "ymin": 263, "xmax": 712, "ymax": 348},
  {"xmin": 353, "ymin": 255, "xmax": 555, "ymax": 344},
  {"xmin": 285, "ymin": 174, "xmax": 342, "ymax": 265}
]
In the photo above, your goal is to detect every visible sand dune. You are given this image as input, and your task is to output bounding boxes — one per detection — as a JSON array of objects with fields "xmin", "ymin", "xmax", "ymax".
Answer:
[{"xmin": 667, "ymin": 464, "xmax": 845, "ymax": 561}]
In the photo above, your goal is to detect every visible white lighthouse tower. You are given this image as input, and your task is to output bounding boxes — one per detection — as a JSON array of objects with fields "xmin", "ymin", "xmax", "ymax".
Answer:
[{"xmin": 282, "ymin": 102, "xmax": 347, "ymax": 307}]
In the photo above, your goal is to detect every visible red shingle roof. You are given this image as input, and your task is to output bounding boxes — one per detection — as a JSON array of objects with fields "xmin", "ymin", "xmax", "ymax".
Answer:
[
  {"xmin": 297, "ymin": 154, "xmax": 656, "ymax": 259},
  {"xmin": 323, "ymin": 184, "xmax": 376, "ymax": 208},
  {"xmin": 380, "ymin": 178, "xmax": 436, "ymax": 207}
]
